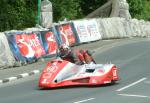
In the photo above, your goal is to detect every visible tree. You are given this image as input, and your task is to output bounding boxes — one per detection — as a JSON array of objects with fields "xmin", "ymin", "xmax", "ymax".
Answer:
[
  {"xmin": 51, "ymin": 0, "xmax": 82, "ymax": 21},
  {"xmin": 0, "ymin": 0, "xmax": 149, "ymax": 32},
  {"xmin": 79, "ymin": 0, "xmax": 107, "ymax": 16},
  {"xmin": 127, "ymin": 0, "xmax": 143, "ymax": 17},
  {"xmin": 127, "ymin": 0, "xmax": 150, "ymax": 21},
  {"xmin": 0, "ymin": 0, "xmax": 37, "ymax": 31}
]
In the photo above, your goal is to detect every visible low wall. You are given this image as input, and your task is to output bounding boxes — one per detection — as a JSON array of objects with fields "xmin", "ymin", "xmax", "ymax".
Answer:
[
  {"xmin": 96, "ymin": 17, "xmax": 150, "ymax": 39},
  {"xmin": 0, "ymin": 32, "xmax": 16, "ymax": 69},
  {"xmin": 0, "ymin": 17, "xmax": 150, "ymax": 69}
]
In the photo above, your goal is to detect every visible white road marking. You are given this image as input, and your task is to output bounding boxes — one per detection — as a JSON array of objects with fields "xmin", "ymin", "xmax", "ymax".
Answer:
[
  {"xmin": 144, "ymin": 81, "xmax": 150, "ymax": 84},
  {"xmin": 74, "ymin": 98, "xmax": 95, "ymax": 103},
  {"xmin": 118, "ymin": 94, "xmax": 150, "ymax": 98},
  {"xmin": 32, "ymin": 70, "xmax": 40, "ymax": 73},
  {"xmin": 0, "ymin": 80, "xmax": 2, "ymax": 83},
  {"xmin": 19, "ymin": 73, "xmax": 29, "ymax": 77},
  {"xmin": 8, "ymin": 77, "xmax": 17, "ymax": 81},
  {"xmin": 116, "ymin": 78, "xmax": 147, "ymax": 91}
]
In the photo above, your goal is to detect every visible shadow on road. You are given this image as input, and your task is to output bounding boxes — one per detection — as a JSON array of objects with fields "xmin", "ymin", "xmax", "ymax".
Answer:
[{"xmin": 36, "ymin": 82, "xmax": 119, "ymax": 91}]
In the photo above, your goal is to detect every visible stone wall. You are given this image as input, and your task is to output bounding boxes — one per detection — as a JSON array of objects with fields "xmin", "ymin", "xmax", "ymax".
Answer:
[
  {"xmin": 96, "ymin": 17, "xmax": 150, "ymax": 39},
  {"xmin": 86, "ymin": 0, "xmax": 112, "ymax": 18},
  {"xmin": 86, "ymin": 0, "xmax": 131, "ymax": 19},
  {"xmin": 0, "ymin": 32, "xmax": 16, "ymax": 69}
]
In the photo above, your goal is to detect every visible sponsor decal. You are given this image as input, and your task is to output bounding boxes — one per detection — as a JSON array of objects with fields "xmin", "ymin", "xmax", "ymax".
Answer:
[
  {"xmin": 42, "ymin": 73, "xmax": 52, "ymax": 79},
  {"xmin": 47, "ymin": 63, "xmax": 58, "ymax": 72},
  {"xmin": 113, "ymin": 69, "xmax": 117, "ymax": 77},
  {"xmin": 104, "ymin": 81, "xmax": 111, "ymax": 84},
  {"xmin": 92, "ymin": 79, "xmax": 97, "ymax": 83},
  {"xmin": 42, "ymin": 62, "xmax": 59, "ymax": 79}
]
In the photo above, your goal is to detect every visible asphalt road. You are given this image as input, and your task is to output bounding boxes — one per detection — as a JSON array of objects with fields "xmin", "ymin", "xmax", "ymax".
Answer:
[{"xmin": 0, "ymin": 38, "xmax": 150, "ymax": 103}]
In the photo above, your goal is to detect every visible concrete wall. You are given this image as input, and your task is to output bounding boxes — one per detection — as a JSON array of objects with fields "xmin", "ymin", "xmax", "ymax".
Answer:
[
  {"xmin": 96, "ymin": 17, "xmax": 150, "ymax": 39},
  {"xmin": 0, "ymin": 32, "xmax": 16, "ymax": 69}
]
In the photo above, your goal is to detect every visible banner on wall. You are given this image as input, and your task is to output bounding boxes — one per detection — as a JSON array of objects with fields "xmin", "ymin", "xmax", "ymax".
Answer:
[
  {"xmin": 40, "ymin": 29, "xmax": 58, "ymax": 55},
  {"xmin": 6, "ymin": 32, "xmax": 27, "ymax": 62},
  {"xmin": 55, "ymin": 23, "xmax": 77, "ymax": 46},
  {"xmin": 73, "ymin": 19, "xmax": 102, "ymax": 43},
  {"xmin": 15, "ymin": 33, "xmax": 46, "ymax": 59},
  {"xmin": 6, "ymin": 32, "xmax": 46, "ymax": 62}
]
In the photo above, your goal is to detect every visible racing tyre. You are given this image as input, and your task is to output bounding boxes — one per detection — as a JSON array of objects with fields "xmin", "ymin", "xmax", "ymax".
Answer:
[{"xmin": 111, "ymin": 80, "xmax": 116, "ymax": 85}]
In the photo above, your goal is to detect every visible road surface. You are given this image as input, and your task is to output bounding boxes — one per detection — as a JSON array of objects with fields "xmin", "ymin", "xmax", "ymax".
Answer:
[{"xmin": 0, "ymin": 38, "xmax": 150, "ymax": 103}]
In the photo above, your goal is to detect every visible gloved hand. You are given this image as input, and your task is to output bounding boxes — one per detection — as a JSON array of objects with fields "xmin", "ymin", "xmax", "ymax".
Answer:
[
  {"xmin": 83, "ymin": 61, "xmax": 86, "ymax": 64},
  {"xmin": 56, "ymin": 57, "xmax": 63, "ymax": 61},
  {"xmin": 75, "ymin": 61, "xmax": 84, "ymax": 65}
]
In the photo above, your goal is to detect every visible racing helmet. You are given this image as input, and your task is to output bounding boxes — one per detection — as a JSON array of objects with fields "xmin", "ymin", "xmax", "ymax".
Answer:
[{"xmin": 58, "ymin": 44, "xmax": 71, "ymax": 57}]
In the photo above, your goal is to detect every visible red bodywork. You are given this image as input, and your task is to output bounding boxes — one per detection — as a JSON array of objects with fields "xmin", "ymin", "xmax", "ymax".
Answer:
[{"xmin": 39, "ymin": 59, "xmax": 119, "ymax": 88}]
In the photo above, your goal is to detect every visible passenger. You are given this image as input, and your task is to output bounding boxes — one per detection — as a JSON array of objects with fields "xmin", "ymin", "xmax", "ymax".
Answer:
[{"xmin": 57, "ymin": 44, "xmax": 95, "ymax": 65}]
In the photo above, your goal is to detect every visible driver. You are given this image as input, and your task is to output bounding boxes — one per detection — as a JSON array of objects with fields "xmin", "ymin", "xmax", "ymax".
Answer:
[{"xmin": 57, "ymin": 44, "xmax": 95, "ymax": 65}]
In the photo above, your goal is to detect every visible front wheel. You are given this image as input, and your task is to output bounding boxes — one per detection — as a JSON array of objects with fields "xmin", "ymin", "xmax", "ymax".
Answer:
[{"xmin": 111, "ymin": 80, "xmax": 116, "ymax": 85}]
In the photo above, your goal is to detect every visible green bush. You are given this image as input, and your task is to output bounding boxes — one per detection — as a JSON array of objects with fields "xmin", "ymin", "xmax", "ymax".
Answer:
[
  {"xmin": 0, "ymin": 0, "xmax": 37, "ymax": 32},
  {"xmin": 0, "ymin": 0, "xmax": 149, "ymax": 32},
  {"xmin": 127, "ymin": 0, "xmax": 150, "ymax": 21},
  {"xmin": 0, "ymin": 0, "xmax": 106, "ymax": 31}
]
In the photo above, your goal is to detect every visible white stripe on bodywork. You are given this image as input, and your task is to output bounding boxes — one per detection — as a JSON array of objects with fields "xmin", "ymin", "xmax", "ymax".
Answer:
[
  {"xmin": 53, "ymin": 62, "xmax": 76, "ymax": 82},
  {"xmin": 61, "ymin": 64, "xmax": 114, "ymax": 81},
  {"xmin": 101, "ymin": 64, "xmax": 114, "ymax": 75},
  {"xmin": 76, "ymin": 64, "xmax": 114, "ymax": 77}
]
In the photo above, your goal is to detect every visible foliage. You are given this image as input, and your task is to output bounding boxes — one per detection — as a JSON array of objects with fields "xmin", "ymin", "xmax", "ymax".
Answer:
[
  {"xmin": 50, "ymin": 0, "xmax": 82, "ymax": 21},
  {"xmin": 127, "ymin": 0, "xmax": 150, "ymax": 21},
  {"xmin": 79, "ymin": 0, "xmax": 107, "ymax": 16},
  {"xmin": 50, "ymin": 0, "xmax": 106, "ymax": 21},
  {"xmin": 0, "ymin": 0, "xmax": 149, "ymax": 32},
  {"xmin": 0, "ymin": 0, "xmax": 37, "ymax": 31}
]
